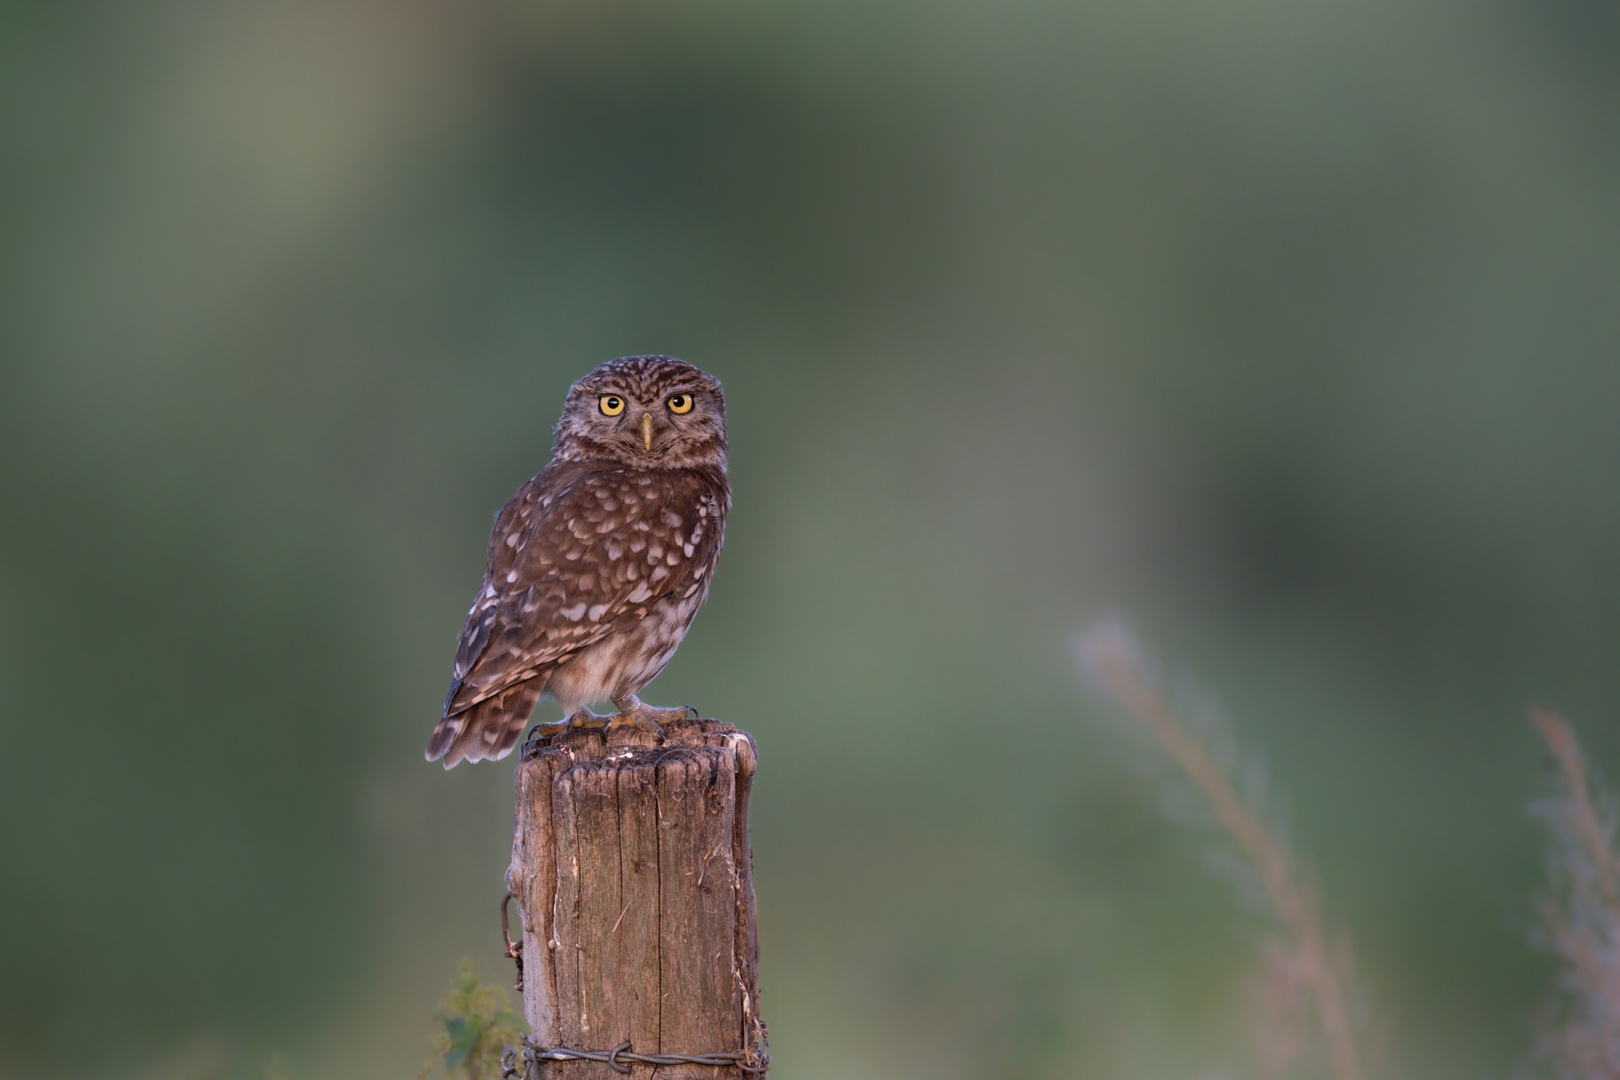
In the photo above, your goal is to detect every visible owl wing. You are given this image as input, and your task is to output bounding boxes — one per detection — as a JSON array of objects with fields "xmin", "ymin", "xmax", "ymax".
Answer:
[{"xmin": 441, "ymin": 464, "xmax": 727, "ymax": 718}]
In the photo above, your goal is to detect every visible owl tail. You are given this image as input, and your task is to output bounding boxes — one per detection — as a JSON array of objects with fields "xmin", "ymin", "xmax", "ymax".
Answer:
[{"xmin": 426, "ymin": 674, "xmax": 547, "ymax": 769}]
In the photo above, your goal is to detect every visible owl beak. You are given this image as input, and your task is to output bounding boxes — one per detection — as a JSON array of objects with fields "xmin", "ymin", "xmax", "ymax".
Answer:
[{"xmin": 639, "ymin": 412, "xmax": 655, "ymax": 451}]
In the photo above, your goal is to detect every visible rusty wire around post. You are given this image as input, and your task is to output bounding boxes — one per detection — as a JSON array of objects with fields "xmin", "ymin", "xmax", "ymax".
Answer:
[
  {"xmin": 500, "ymin": 892, "xmax": 524, "ymax": 993},
  {"xmin": 501, "ymin": 1039, "xmax": 767, "ymax": 1077}
]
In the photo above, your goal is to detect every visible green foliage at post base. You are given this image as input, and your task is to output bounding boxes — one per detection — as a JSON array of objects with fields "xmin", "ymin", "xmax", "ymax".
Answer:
[{"xmin": 420, "ymin": 961, "xmax": 527, "ymax": 1080}]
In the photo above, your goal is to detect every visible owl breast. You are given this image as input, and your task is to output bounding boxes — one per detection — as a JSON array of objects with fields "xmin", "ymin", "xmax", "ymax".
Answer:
[{"xmin": 546, "ymin": 586, "xmax": 709, "ymax": 715}]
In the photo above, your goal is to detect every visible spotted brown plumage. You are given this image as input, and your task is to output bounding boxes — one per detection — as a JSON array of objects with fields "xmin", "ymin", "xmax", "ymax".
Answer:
[{"xmin": 426, "ymin": 355, "xmax": 730, "ymax": 768}]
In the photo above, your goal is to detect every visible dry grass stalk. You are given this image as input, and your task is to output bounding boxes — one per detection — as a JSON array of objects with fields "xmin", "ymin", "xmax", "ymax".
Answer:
[
  {"xmin": 1077, "ymin": 619, "xmax": 1364, "ymax": 1080},
  {"xmin": 1529, "ymin": 707, "xmax": 1620, "ymax": 1079},
  {"xmin": 1253, "ymin": 939, "xmax": 1312, "ymax": 1080}
]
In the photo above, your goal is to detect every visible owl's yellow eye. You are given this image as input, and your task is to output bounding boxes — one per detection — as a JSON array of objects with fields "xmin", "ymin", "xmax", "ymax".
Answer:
[
  {"xmin": 667, "ymin": 393, "xmax": 693, "ymax": 414},
  {"xmin": 599, "ymin": 395, "xmax": 626, "ymax": 416}
]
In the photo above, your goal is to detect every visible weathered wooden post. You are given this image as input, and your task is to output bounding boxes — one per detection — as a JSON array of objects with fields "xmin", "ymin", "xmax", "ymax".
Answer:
[{"xmin": 504, "ymin": 717, "xmax": 767, "ymax": 1078}]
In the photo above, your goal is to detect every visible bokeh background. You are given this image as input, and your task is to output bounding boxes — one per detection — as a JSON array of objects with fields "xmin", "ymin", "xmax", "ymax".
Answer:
[{"xmin": 3, "ymin": 0, "xmax": 1619, "ymax": 1077}]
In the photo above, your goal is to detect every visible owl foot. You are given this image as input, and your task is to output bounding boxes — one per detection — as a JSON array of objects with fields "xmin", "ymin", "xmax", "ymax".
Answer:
[
  {"xmin": 524, "ymin": 713, "xmax": 593, "ymax": 742},
  {"xmin": 605, "ymin": 697, "xmax": 701, "ymax": 741},
  {"xmin": 603, "ymin": 713, "xmax": 665, "ymax": 740},
  {"xmin": 523, "ymin": 703, "xmax": 699, "ymax": 749},
  {"xmin": 565, "ymin": 708, "xmax": 610, "ymax": 731},
  {"xmin": 519, "ymin": 714, "xmax": 590, "ymax": 752}
]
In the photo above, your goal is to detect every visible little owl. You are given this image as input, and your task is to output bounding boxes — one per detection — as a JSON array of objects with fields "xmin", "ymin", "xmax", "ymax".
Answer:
[{"xmin": 425, "ymin": 355, "xmax": 730, "ymax": 768}]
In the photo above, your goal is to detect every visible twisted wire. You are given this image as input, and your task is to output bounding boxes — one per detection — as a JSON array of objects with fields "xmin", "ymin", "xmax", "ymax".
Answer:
[{"xmin": 502, "ymin": 1038, "xmax": 767, "ymax": 1076}]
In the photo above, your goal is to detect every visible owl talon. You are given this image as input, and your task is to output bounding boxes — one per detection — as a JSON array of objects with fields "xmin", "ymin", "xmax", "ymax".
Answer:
[
  {"xmin": 519, "ymin": 718, "xmax": 574, "ymax": 754},
  {"xmin": 528, "ymin": 719, "xmax": 572, "ymax": 740},
  {"xmin": 566, "ymin": 709, "xmax": 609, "ymax": 731},
  {"xmin": 604, "ymin": 713, "xmax": 667, "ymax": 740},
  {"xmin": 604, "ymin": 695, "xmax": 703, "ymax": 741}
]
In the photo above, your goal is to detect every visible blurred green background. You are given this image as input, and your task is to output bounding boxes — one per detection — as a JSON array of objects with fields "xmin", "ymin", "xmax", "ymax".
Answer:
[{"xmin": 2, "ymin": 0, "xmax": 1618, "ymax": 1077}]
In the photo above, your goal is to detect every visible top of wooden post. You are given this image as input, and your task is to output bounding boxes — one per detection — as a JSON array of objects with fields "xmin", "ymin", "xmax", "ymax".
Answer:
[{"xmin": 519, "ymin": 716, "xmax": 757, "ymax": 780}]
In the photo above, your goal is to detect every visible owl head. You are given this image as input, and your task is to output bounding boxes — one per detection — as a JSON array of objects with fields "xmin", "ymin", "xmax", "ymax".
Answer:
[{"xmin": 553, "ymin": 355, "xmax": 728, "ymax": 470}]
